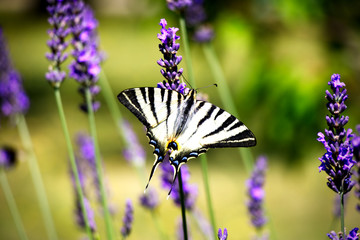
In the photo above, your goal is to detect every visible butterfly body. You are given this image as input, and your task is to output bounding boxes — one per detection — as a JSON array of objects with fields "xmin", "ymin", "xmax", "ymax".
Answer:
[{"xmin": 118, "ymin": 87, "xmax": 256, "ymax": 190}]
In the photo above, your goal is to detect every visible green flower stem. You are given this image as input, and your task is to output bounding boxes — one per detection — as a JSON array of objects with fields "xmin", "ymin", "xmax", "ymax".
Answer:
[
  {"xmin": 202, "ymin": 43, "xmax": 254, "ymax": 173},
  {"xmin": 178, "ymin": 15, "xmax": 217, "ymax": 239},
  {"xmin": 178, "ymin": 168, "xmax": 188, "ymax": 240},
  {"xmin": 200, "ymin": 155, "xmax": 217, "ymax": 238},
  {"xmin": 99, "ymin": 71, "xmax": 168, "ymax": 239},
  {"xmin": 16, "ymin": 114, "xmax": 57, "ymax": 240},
  {"xmin": 53, "ymin": 88, "xmax": 93, "ymax": 239},
  {"xmin": 179, "ymin": 15, "xmax": 196, "ymax": 88},
  {"xmin": 84, "ymin": 87, "xmax": 114, "ymax": 240},
  {"xmin": 0, "ymin": 169, "xmax": 28, "ymax": 240},
  {"xmin": 99, "ymin": 71, "xmax": 127, "ymax": 144},
  {"xmin": 340, "ymin": 192, "xmax": 345, "ymax": 236}
]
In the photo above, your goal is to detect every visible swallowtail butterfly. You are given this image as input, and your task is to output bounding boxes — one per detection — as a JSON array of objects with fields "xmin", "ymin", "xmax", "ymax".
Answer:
[{"xmin": 118, "ymin": 87, "xmax": 256, "ymax": 192}]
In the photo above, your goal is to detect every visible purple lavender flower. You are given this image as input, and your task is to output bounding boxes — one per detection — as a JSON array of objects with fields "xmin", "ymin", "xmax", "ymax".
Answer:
[
  {"xmin": 157, "ymin": 18, "xmax": 189, "ymax": 95},
  {"xmin": 246, "ymin": 156, "xmax": 267, "ymax": 229},
  {"xmin": 218, "ymin": 228, "xmax": 228, "ymax": 240},
  {"xmin": 167, "ymin": 0, "xmax": 192, "ymax": 12},
  {"xmin": 318, "ymin": 74, "xmax": 356, "ymax": 194},
  {"xmin": 0, "ymin": 146, "xmax": 16, "ymax": 169},
  {"xmin": 69, "ymin": 154, "xmax": 97, "ymax": 232},
  {"xmin": 161, "ymin": 157, "xmax": 197, "ymax": 210},
  {"xmin": 75, "ymin": 197, "xmax": 96, "ymax": 232},
  {"xmin": 327, "ymin": 228, "xmax": 359, "ymax": 240},
  {"xmin": 352, "ymin": 125, "xmax": 360, "ymax": 212},
  {"xmin": 121, "ymin": 199, "xmax": 134, "ymax": 238},
  {"xmin": 75, "ymin": 132, "xmax": 104, "ymax": 203},
  {"xmin": 0, "ymin": 29, "xmax": 29, "ymax": 119},
  {"xmin": 184, "ymin": 0, "xmax": 215, "ymax": 43},
  {"xmin": 69, "ymin": 1, "xmax": 102, "ymax": 113},
  {"xmin": 45, "ymin": 0, "xmax": 71, "ymax": 87},
  {"xmin": 139, "ymin": 187, "xmax": 159, "ymax": 210},
  {"xmin": 121, "ymin": 119, "xmax": 146, "ymax": 167},
  {"xmin": 192, "ymin": 25, "xmax": 215, "ymax": 43}
]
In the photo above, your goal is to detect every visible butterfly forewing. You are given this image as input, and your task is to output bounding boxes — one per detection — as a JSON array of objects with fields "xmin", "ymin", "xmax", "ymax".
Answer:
[{"xmin": 117, "ymin": 87, "xmax": 183, "ymax": 129}]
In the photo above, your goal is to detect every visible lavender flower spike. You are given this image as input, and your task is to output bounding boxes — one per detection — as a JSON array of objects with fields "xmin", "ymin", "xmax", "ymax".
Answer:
[
  {"xmin": 0, "ymin": 28, "xmax": 29, "ymax": 119},
  {"xmin": 318, "ymin": 74, "xmax": 356, "ymax": 194},
  {"xmin": 157, "ymin": 18, "xmax": 189, "ymax": 95},
  {"xmin": 139, "ymin": 187, "xmax": 159, "ymax": 210},
  {"xmin": 121, "ymin": 119, "xmax": 146, "ymax": 167},
  {"xmin": 246, "ymin": 156, "xmax": 267, "ymax": 229},
  {"xmin": 45, "ymin": 0, "xmax": 71, "ymax": 87},
  {"xmin": 218, "ymin": 228, "xmax": 228, "ymax": 240},
  {"xmin": 327, "ymin": 227, "xmax": 359, "ymax": 240},
  {"xmin": 121, "ymin": 199, "xmax": 134, "ymax": 238},
  {"xmin": 75, "ymin": 197, "xmax": 96, "ymax": 232},
  {"xmin": 69, "ymin": 1, "xmax": 102, "ymax": 113},
  {"xmin": 352, "ymin": 125, "xmax": 360, "ymax": 212},
  {"xmin": 167, "ymin": 0, "xmax": 192, "ymax": 12}
]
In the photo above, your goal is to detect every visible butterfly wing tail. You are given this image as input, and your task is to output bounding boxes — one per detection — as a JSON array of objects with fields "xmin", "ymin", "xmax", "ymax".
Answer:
[{"xmin": 145, "ymin": 154, "xmax": 165, "ymax": 192}]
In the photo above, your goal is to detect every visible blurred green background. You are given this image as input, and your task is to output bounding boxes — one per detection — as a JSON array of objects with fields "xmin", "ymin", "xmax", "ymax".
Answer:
[{"xmin": 0, "ymin": 0, "xmax": 359, "ymax": 239}]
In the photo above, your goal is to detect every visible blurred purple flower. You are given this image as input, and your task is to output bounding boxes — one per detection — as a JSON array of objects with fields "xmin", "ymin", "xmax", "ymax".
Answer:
[
  {"xmin": 156, "ymin": 18, "xmax": 189, "ymax": 95},
  {"xmin": 352, "ymin": 125, "xmax": 360, "ymax": 212},
  {"xmin": 318, "ymin": 74, "xmax": 355, "ymax": 194},
  {"xmin": 218, "ymin": 228, "xmax": 228, "ymax": 240},
  {"xmin": 192, "ymin": 25, "xmax": 215, "ymax": 43},
  {"xmin": 167, "ymin": 0, "xmax": 192, "ymax": 12},
  {"xmin": 0, "ymin": 28, "xmax": 29, "ymax": 119},
  {"xmin": 327, "ymin": 228, "xmax": 359, "ymax": 240},
  {"xmin": 69, "ymin": 1, "xmax": 102, "ymax": 113},
  {"xmin": 45, "ymin": 0, "xmax": 71, "ymax": 87},
  {"xmin": 121, "ymin": 199, "xmax": 134, "ymax": 238},
  {"xmin": 75, "ymin": 197, "xmax": 96, "ymax": 232},
  {"xmin": 183, "ymin": 0, "xmax": 215, "ymax": 43},
  {"xmin": 121, "ymin": 119, "xmax": 146, "ymax": 167},
  {"xmin": 139, "ymin": 187, "xmax": 159, "ymax": 210},
  {"xmin": 161, "ymin": 157, "xmax": 197, "ymax": 210},
  {"xmin": 246, "ymin": 156, "xmax": 267, "ymax": 229},
  {"xmin": 0, "ymin": 146, "xmax": 16, "ymax": 169}
]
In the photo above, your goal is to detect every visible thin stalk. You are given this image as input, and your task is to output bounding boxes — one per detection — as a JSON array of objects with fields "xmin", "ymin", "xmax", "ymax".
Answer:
[
  {"xmin": 178, "ymin": 169, "xmax": 188, "ymax": 240},
  {"xmin": 200, "ymin": 155, "xmax": 217, "ymax": 238},
  {"xmin": 202, "ymin": 43, "xmax": 254, "ymax": 173},
  {"xmin": 340, "ymin": 192, "xmax": 345, "ymax": 236},
  {"xmin": 53, "ymin": 88, "xmax": 93, "ymax": 239},
  {"xmin": 178, "ymin": 15, "xmax": 217, "ymax": 239},
  {"xmin": 99, "ymin": 70, "xmax": 168, "ymax": 239},
  {"xmin": 99, "ymin": 70, "xmax": 127, "ymax": 144},
  {"xmin": 0, "ymin": 169, "xmax": 28, "ymax": 240},
  {"xmin": 16, "ymin": 114, "xmax": 57, "ymax": 240},
  {"xmin": 84, "ymin": 87, "xmax": 114, "ymax": 239}
]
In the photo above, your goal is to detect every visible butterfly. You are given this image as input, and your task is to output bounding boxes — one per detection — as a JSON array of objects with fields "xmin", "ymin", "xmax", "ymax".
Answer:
[{"xmin": 118, "ymin": 87, "xmax": 256, "ymax": 193}]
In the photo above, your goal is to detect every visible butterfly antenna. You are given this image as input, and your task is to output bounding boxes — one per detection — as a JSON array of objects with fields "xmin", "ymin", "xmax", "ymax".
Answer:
[
  {"xmin": 181, "ymin": 75, "xmax": 193, "ymax": 90},
  {"xmin": 195, "ymin": 83, "xmax": 218, "ymax": 91},
  {"xmin": 144, "ymin": 155, "xmax": 164, "ymax": 193}
]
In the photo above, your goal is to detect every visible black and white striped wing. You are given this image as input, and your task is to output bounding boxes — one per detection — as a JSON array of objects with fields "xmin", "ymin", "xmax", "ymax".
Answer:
[
  {"xmin": 117, "ymin": 87, "xmax": 183, "ymax": 129},
  {"xmin": 175, "ymin": 101, "xmax": 256, "ymax": 159}
]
